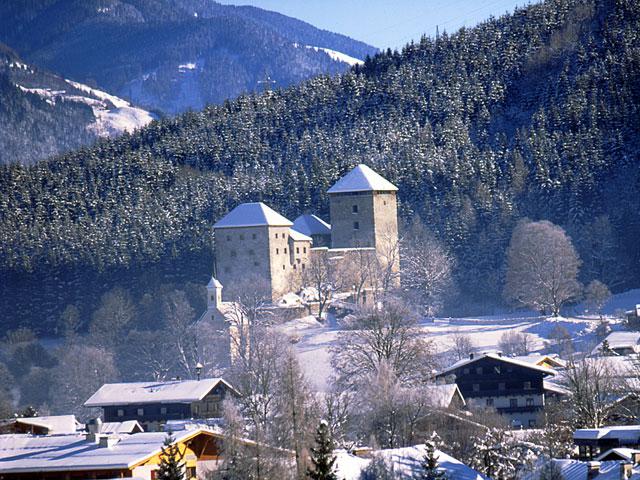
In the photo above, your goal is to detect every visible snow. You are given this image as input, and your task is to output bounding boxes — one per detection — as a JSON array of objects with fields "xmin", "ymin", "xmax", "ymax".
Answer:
[
  {"xmin": 438, "ymin": 352, "xmax": 557, "ymax": 377},
  {"xmin": 593, "ymin": 331, "xmax": 640, "ymax": 351},
  {"xmin": 596, "ymin": 448, "xmax": 640, "ymax": 462},
  {"xmin": 423, "ymin": 383, "xmax": 466, "ymax": 408},
  {"xmin": 334, "ymin": 445, "xmax": 489, "ymax": 479},
  {"xmin": 522, "ymin": 459, "xmax": 638, "ymax": 480},
  {"xmin": 574, "ymin": 425, "xmax": 640, "ymax": 441},
  {"xmin": 178, "ymin": 62, "xmax": 197, "ymax": 72},
  {"xmin": 14, "ymin": 415, "xmax": 81, "ymax": 435},
  {"xmin": 207, "ymin": 276, "xmax": 223, "ymax": 289},
  {"xmin": 292, "ymin": 214, "xmax": 331, "ymax": 236},
  {"xmin": 213, "ymin": 202, "xmax": 293, "ymax": 229},
  {"xmin": 289, "ymin": 229, "xmax": 313, "ymax": 242},
  {"xmin": 99, "ymin": 421, "xmax": 143, "ymax": 435},
  {"xmin": 65, "ymin": 80, "xmax": 154, "ymax": 136},
  {"xmin": 84, "ymin": 378, "xmax": 231, "ymax": 407},
  {"xmin": 292, "ymin": 43, "xmax": 364, "ymax": 66},
  {"xmin": 327, "ymin": 164, "xmax": 398, "ymax": 194}
]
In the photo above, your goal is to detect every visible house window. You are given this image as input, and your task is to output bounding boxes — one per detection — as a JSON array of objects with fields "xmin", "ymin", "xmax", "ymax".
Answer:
[
  {"xmin": 524, "ymin": 381, "xmax": 532, "ymax": 390},
  {"xmin": 137, "ymin": 408, "xmax": 144, "ymax": 416},
  {"xmin": 353, "ymin": 221, "xmax": 359, "ymax": 230},
  {"xmin": 476, "ymin": 367, "xmax": 483, "ymax": 375},
  {"xmin": 486, "ymin": 398, "xmax": 494, "ymax": 407},
  {"xmin": 296, "ymin": 247, "xmax": 300, "ymax": 254},
  {"xmin": 194, "ymin": 405, "xmax": 199, "ymax": 414},
  {"xmin": 526, "ymin": 398, "xmax": 534, "ymax": 407},
  {"xmin": 463, "ymin": 368, "xmax": 470, "ymax": 375},
  {"xmin": 117, "ymin": 409, "xmax": 124, "ymax": 417},
  {"xmin": 509, "ymin": 399, "xmax": 518, "ymax": 408},
  {"xmin": 160, "ymin": 407, "xmax": 167, "ymax": 415},
  {"xmin": 151, "ymin": 470, "xmax": 157, "ymax": 480},
  {"xmin": 187, "ymin": 467, "xmax": 196, "ymax": 478},
  {"xmin": 352, "ymin": 205, "xmax": 358, "ymax": 213},
  {"xmin": 498, "ymin": 382, "xmax": 505, "ymax": 391},
  {"xmin": 528, "ymin": 419, "xmax": 537, "ymax": 427},
  {"xmin": 472, "ymin": 384, "xmax": 480, "ymax": 392}
]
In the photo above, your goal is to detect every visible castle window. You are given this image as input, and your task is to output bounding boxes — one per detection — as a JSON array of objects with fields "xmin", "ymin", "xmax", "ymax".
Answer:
[
  {"xmin": 282, "ymin": 265, "xmax": 285, "ymax": 270},
  {"xmin": 302, "ymin": 264, "xmax": 305, "ymax": 270},
  {"xmin": 352, "ymin": 205, "xmax": 358, "ymax": 213},
  {"xmin": 303, "ymin": 247, "xmax": 307, "ymax": 253},
  {"xmin": 293, "ymin": 264, "xmax": 297, "ymax": 270},
  {"xmin": 240, "ymin": 234, "xmax": 244, "ymax": 240},
  {"xmin": 231, "ymin": 250, "xmax": 237, "ymax": 257},
  {"xmin": 276, "ymin": 248, "xmax": 279, "ymax": 254},
  {"xmin": 254, "ymin": 261, "xmax": 259, "ymax": 267},
  {"xmin": 384, "ymin": 201, "xmax": 387, "ymax": 206},
  {"xmin": 226, "ymin": 235, "xmax": 231, "ymax": 241},
  {"xmin": 275, "ymin": 233, "xmax": 279, "ymax": 238},
  {"xmin": 353, "ymin": 221, "xmax": 359, "ymax": 230},
  {"xmin": 249, "ymin": 249, "xmax": 254, "ymax": 255},
  {"xmin": 252, "ymin": 233, "xmax": 256, "ymax": 239},
  {"xmin": 284, "ymin": 248, "xmax": 288, "ymax": 254},
  {"xmin": 224, "ymin": 267, "xmax": 230, "ymax": 273},
  {"xmin": 296, "ymin": 247, "xmax": 300, "ymax": 254}
]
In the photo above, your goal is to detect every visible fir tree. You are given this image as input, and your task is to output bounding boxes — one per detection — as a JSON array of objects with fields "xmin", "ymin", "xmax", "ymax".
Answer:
[
  {"xmin": 307, "ymin": 420, "xmax": 337, "ymax": 480},
  {"xmin": 157, "ymin": 433, "xmax": 184, "ymax": 480},
  {"xmin": 417, "ymin": 433, "xmax": 447, "ymax": 480}
]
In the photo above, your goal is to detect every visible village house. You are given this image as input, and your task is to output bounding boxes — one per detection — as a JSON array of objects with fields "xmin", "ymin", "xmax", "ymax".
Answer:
[
  {"xmin": 574, "ymin": 425, "xmax": 640, "ymax": 460},
  {"xmin": 212, "ymin": 164, "xmax": 399, "ymax": 302},
  {"xmin": 436, "ymin": 352, "xmax": 557, "ymax": 428},
  {"xmin": 0, "ymin": 427, "xmax": 227, "ymax": 479},
  {"xmin": 0, "ymin": 415, "xmax": 82, "ymax": 436},
  {"xmin": 592, "ymin": 331, "xmax": 640, "ymax": 357},
  {"xmin": 84, "ymin": 378, "xmax": 240, "ymax": 432}
]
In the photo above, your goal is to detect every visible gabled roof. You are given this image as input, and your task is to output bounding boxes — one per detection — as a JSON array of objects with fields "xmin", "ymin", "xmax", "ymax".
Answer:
[
  {"xmin": 213, "ymin": 202, "xmax": 292, "ymax": 229},
  {"xmin": 437, "ymin": 352, "xmax": 557, "ymax": 377},
  {"xmin": 327, "ymin": 164, "xmax": 398, "ymax": 194},
  {"xmin": 99, "ymin": 421, "xmax": 144, "ymax": 435},
  {"xmin": 424, "ymin": 384, "xmax": 466, "ymax": 408},
  {"xmin": 596, "ymin": 447, "xmax": 640, "ymax": 462},
  {"xmin": 593, "ymin": 331, "xmax": 640, "ymax": 354},
  {"xmin": 543, "ymin": 380, "xmax": 571, "ymax": 396},
  {"xmin": 84, "ymin": 378, "xmax": 238, "ymax": 407},
  {"xmin": 13, "ymin": 415, "xmax": 81, "ymax": 435},
  {"xmin": 292, "ymin": 214, "xmax": 331, "ymax": 236},
  {"xmin": 512, "ymin": 353, "xmax": 567, "ymax": 369},
  {"xmin": 289, "ymin": 228, "xmax": 313, "ymax": 242},
  {"xmin": 574, "ymin": 425, "xmax": 640, "ymax": 441},
  {"xmin": 0, "ymin": 429, "xmax": 215, "ymax": 474}
]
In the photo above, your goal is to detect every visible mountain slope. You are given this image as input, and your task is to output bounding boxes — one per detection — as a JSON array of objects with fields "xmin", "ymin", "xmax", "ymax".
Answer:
[
  {"xmin": 0, "ymin": 43, "xmax": 154, "ymax": 165},
  {"xmin": 0, "ymin": 0, "xmax": 377, "ymax": 115},
  {"xmin": 0, "ymin": 0, "xmax": 638, "ymax": 331}
]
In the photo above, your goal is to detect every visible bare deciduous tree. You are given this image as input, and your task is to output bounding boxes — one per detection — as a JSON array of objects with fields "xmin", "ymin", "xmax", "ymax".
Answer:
[
  {"xmin": 451, "ymin": 331, "xmax": 475, "ymax": 361},
  {"xmin": 584, "ymin": 280, "xmax": 611, "ymax": 318},
  {"xmin": 331, "ymin": 299, "xmax": 436, "ymax": 389},
  {"xmin": 303, "ymin": 251, "xmax": 341, "ymax": 322},
  {"xmin": 504, "ymin": 220, "xmax": 582, "ymax": 316},
  {"xmin": 88, "ymin": 288, "xmax": 135, "ymax": 349},
  {"xmin": 498, "ymin": 331, "xmax": 533, "ymax": 356},
  {"xmin": 401, "ymin": 220, "xmax": 455, "ymax": 317}
]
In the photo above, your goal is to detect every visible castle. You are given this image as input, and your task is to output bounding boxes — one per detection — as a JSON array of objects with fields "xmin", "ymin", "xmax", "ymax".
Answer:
[{"xmin": 212, "ymin": 164, "xmax": 399, "ymax": 300}]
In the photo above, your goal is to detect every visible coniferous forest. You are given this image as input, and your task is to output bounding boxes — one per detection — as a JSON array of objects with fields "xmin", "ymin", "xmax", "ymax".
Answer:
[{"xmin": 1, "ymin": 0, "xmax": 639, "ymax": 333}]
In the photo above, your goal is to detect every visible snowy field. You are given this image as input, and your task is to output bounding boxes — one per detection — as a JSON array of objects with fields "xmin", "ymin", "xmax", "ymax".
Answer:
[{"xmin": 284, "ymin": 289, "xmax": 640, "ymax": 391}]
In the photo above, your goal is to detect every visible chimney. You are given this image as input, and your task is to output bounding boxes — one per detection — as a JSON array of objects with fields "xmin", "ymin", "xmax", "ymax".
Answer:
[
  {"xmin": 632, "ymin": 452, "xmax": 640, "ymax": 465},
  {"xmin": 621, "ymin": 462, "xmax": 632, "ymax": 479},
  {"xmin": 469, "ymin": 353, "xmax": 474, "ymax": 360},
  {"xmin": 587, "ymin": 461, "xmax": 600, "ymax": 480},
  {"xmin": 98, "ymin": 435, "xmax": 120, "ymax": 448},
  {"xmin": 86, "ymin": 417, "xmax": 102, "ymax": 435}
]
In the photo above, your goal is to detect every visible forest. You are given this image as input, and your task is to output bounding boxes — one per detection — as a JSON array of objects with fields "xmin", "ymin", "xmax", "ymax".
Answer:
[{"xmin": 0, "ymin": 0, "xmax": 639, "ymax": 333}]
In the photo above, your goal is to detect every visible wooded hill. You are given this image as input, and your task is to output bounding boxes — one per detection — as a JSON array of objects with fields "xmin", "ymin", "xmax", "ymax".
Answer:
[
  {"xmin": 0, "ymin": 0, "xmax": 376, "ymax": 115},
  {"xmin": 1, "ymin": 0, "xmax": 638, "ymax": 332}
]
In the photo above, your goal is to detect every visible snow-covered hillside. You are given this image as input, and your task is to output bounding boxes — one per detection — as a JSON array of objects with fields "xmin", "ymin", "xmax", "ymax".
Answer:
[
  {"xmin": 293, "ymin": 43, "xmax": 364, "ymax": 66},
  {"xmin": 285, "ymin": 289, "xmax": 640, "ymax": 391}
]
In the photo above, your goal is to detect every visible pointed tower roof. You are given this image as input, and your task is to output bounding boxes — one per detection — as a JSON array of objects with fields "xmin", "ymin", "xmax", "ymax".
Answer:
[
  {"xmin": 292, "ymin": 214, "xmax": 331, "ymax": 236},
  {"xmin": 207, "ymin": 276, "xmax": 223, "ymax": 289},
  {"xmin": 213, "ymin": 202, "xmax": 293, "ymax": 228},
  {"xmin": 327, "ymin": 164, "xmax": 398, "ymax": 194}
]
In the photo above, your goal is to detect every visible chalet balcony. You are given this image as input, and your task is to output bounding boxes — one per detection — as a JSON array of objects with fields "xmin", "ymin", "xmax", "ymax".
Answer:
[{"xmin": 496, "ymin": 405, "xmax": 543, "ymax": 414}]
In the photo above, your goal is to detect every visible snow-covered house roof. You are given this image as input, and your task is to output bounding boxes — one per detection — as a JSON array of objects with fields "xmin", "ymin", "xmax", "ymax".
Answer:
[
  {"xmin": 289, "ymin": 228, "xmax": 313, "ymax": 242},
  {"xmin": 327, "ymin": 164, "xmax": 398, "ymax": 194},
  {"xmin": 543, "ymin": 380, "xmax": 571, "ymax": 396},
  {"xmin": 213, "ymin": 202, "xmax": 292, "ymax": 229},
  {"xmin": 0, "ymin": 429, "xmax": 213, "ymax": 474},
  {"xmin": 437, "ymin": 352, "xmax": 557, "ymax": 377},
  {"xmin": 84, "ymin": 378, "xmax": 238, "ymax": 407},
  {"xmin": 334, "ymin": 445, "xmax": 488, "ymax": 480},
  {"xmin": 592, "ymin": 331, "xmax": 640, "ymax": 355},
  {"xmin": 512, "ymin": 353, "xmax": 567, "ymax": 369},
  {"xmin": 574, "ymin": 425, "xmax": 640, "ymax": 442},
  {"xmin": 292, "ymin": 214, "xmax": 331, "ymax": 236},
  {"xmin": 424, "ymin": 384, "xmax": 466, "ymax": 408},
  {"xmin": 99, "ymin": 421, "xmax": 144, "ymax": 435},
  {"xmin": 596, "ymin": 447, "xmax": 640, "ymax": 462},
  {"xmin": 521, "ymin": 459, "xmax": 637, "ymax": 480},
  {"xmin": 10, "ymin": 415, "xmax": 82, "ymax": 435}
]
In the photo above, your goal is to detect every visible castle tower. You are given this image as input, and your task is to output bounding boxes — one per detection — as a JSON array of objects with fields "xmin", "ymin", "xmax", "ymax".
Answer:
[
  {"xmin": 206, "ymin": 276, "xmax": 223, "ymax": 310},
  {"xmin": 327, "ymin": 164, "xmax": 399, "ymax": 277},
  {"xmin": 213, "ymin": 202, "xmax": 299, "ymax": 301}
]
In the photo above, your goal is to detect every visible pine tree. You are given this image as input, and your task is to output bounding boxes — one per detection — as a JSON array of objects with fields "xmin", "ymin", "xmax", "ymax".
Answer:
[
  {"xmin": 306, "ymin": 420, "xmax": 337, "ymax": 480},
  {"xmin": 417, "ymin": 433, "xmax": 447, "ymax": 480},
  {"xmin": 157, "ymin": 433, "xmax": 185, "ymax": 480}
]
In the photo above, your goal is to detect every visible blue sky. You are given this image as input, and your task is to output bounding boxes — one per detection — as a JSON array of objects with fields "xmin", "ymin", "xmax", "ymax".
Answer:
[{"xmin": 218, "ymin": 0, "xmax": 533, "ymax": 49}]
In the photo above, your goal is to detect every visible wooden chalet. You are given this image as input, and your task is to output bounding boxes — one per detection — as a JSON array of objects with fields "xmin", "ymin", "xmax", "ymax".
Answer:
[
  {"xmin": 435, "ymin": 352, "xmax": 557, "ymax": 428},
  {"xmin": 574, "ymin": 425, "xmax": 640, "ymax": 460},
  {"xmin": 84, "ymin": 378, "xmax": 240, "ymax": 431}
]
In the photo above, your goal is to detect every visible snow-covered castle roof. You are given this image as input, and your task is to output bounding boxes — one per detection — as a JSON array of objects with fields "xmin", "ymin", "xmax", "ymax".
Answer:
[
  {"xmin": 213, "ymin": 202, "xmax": 293, "ymax": 228},
  {"xmin": 327, "ymin": 164, "xmax": 398, "ymax": 194},
  {"xmin": 292, "ymin": 214, "xmax": 331, "ymax": 236}
]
